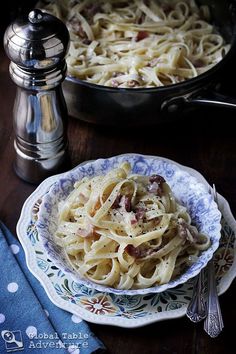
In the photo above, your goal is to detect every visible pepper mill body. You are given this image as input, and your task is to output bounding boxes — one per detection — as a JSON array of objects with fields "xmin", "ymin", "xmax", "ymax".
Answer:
[{"xmin": 4, "ymin": 9, "xmax": 70, "ymax": 184}]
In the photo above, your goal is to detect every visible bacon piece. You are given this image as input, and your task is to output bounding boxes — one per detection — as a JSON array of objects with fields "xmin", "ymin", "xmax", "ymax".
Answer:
[
  {"xmin": 82, "ymin": 4, "xmax": 103, "ymax": 20},
  {"xmin": 124, "ymin": 195, "xmax": 132, "ymax": 212},
  {"xmin": 137, "ymin": 13, "xmax": 145, "ymax": 24},
  {"xmin": 147, "ymin": 175, "xmax": 165, "ymax": 197},
  {"xmin": 127, "ymin": 80, "xmax": 139, "ymax": 88},
  {"xmin": 112, "ymin": 194, "xmax": 132, "ymax": 211},
  {"xmin": 178, "ymin": 222, "xmax": 188, "ymax": 239},
  {"xmin": 148, "ymin": 181, "xmax": 160, "ymax": 194},
  {"xmin": 111, "ymin": 79, "xmax": 119, "ymax": 88},
  {"xmin": 135, "ymin": 207, "xmax": 146, "ymax": 221},
  {"xmin": 148, "ymin": 175, "xmax": 166, "ymax": 196},
  {"xmin": 177, "ymin": 219, "xmax": 198, "ymax": 243},
  {"xmin": 82, "ymin": 39, "xmax": 92, "ymax": 45},
  {"xmin": 192, "ymin": 59, "xmax": 205, "ymax": 67},
  {"xmin": 125, "ymin": 244, "xmax": 155, "ymax": 259},
  {"xmin": 112, "ymin": 194, "xmax": 122, "ymax": 208},
  {"xmin": 149, "ymin": 175, "xmax": 165, "ymax": 184},
  {"xmin": 130, "ymin": 207, "xmax": 145, "ymax": 225},
  {"xmin": 131, "ymin": 218, "xmax": 138, "ymax": 225},
  {"xmin": 135, "ymin": 31, "xmax": 149, "ymax": 42},
  {"xmin": 68, "ymin": 17, "xmax": 87, "ymax": 39},
  {"xmin": 77, "ymin": 223, "xmax": 95, "ymax": 238},
  {"xmin": 125, "ymin": 245, "xmax": 145, "ymax": 258}
]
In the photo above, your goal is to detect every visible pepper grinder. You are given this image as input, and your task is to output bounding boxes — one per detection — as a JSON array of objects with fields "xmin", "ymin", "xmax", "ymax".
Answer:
[{"xmin": 4, "ymin": 9, "xmax": 70, "ymax": 184}]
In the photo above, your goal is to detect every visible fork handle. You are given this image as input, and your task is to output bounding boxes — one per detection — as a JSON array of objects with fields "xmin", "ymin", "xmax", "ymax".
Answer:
[
  {"xmin": 186, "ymin": 269, "xmax": 206, "ymax": 322},
  {"xmin": 204, "ymin": 260, "xmax": 224, "ymax": 337}
]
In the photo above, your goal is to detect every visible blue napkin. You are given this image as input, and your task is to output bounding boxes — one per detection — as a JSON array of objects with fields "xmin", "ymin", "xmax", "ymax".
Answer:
[{"xmin": 0, "ymin": 221, "xmax": 106, "ymax": 354}]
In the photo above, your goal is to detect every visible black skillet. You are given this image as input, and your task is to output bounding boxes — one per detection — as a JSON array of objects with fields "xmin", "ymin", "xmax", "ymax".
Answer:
[{"xmin": 62, "ymin": 0, "xmax": 236, "ymax": 125}]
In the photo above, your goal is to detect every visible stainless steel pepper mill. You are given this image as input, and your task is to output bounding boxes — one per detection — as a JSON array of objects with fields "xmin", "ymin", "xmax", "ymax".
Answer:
[{"xmin": 4, "ymin": 9, "xmax": 70, "ymax": 184}]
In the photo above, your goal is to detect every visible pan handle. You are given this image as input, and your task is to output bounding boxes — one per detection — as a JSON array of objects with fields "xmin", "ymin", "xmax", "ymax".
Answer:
[{"xmin": 162, "ymin": 88, "xmax": 236, "ymax": 114}]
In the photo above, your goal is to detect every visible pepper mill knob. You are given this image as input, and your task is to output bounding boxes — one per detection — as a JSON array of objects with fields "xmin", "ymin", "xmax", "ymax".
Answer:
[
  {"xmin": 4, "ymin": 9, "xmax": 70, "ymax": 183},
  {"xmin": 28, "ymin": 9, "xmax": 43, "ymax": 23}
]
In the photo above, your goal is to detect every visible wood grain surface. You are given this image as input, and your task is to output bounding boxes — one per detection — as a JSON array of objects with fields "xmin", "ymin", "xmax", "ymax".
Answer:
[{"xmin": 0, "ymin": 40, "xmax": 236, "ymax": 354}]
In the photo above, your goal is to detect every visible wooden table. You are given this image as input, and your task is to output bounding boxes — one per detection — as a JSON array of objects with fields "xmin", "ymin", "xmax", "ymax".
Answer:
[{"xmin": 1, "ymin": 41, "xmax": 236, "ymax": 354}]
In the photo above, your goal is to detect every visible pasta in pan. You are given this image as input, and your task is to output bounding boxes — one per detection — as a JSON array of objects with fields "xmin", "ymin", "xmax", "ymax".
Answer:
[
  {"xmin": 39, "ymin": 0, "xmax": 230, "ymax": 88},
  {"xmin": 55, "ymin": 162, "xmax": 210, "ymax": 290}
]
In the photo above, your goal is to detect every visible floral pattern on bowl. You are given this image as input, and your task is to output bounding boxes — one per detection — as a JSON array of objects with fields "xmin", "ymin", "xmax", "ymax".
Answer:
[{"xmin": 35, "ymin": 154, "xmax": 222, "ymax": 295}]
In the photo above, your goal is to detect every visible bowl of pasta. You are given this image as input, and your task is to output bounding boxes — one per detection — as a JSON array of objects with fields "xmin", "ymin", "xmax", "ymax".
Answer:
[
  {"xmin": 36, "ymin": 154, "xmax": 222, "ymax": 295},
  {"xmin": 36, "ymin": 0, "xmax": 236, "ymax": 125}
]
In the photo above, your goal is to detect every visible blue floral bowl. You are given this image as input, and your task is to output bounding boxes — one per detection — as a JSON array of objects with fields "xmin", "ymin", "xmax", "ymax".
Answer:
[{"xmin": 36, "ymin": 154, "xmax": 222, "ymax": 295}]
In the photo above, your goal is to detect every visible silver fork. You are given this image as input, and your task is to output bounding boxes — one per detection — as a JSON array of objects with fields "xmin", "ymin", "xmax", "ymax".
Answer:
[
  {"xmin": 186, "ymin": 268, "xmax": 206, "ymax": 322},
  {"xmin": 186, "ymin": 185, "xmax": 224, "ymax": 337},
  {"xmin": 204, "ymin": 185, "xmax": 224, "ymax": 337}
]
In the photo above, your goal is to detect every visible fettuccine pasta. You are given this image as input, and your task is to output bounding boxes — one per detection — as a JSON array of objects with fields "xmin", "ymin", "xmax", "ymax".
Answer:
[
  {"xmin": 55, "ymin": 162, "xmax": 210, "ymax": 290},
  {"xmin": 39, "ymin": 0, "xmax": 230, "ymax": 88}
]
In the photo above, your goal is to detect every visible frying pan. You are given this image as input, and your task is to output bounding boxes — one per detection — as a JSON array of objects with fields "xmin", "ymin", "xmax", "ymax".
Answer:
[{"xmin": 61, "ymin": 0, "xmax": 236, "ymax": 125}]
